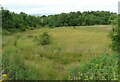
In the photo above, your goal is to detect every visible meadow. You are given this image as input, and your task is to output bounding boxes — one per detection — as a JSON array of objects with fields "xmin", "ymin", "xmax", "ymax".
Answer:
[{"xmin": 2, "ymin": 25, "xmax": 118, "ymax": 80}]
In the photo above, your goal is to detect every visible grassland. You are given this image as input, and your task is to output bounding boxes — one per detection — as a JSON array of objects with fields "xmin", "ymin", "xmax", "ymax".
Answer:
[{"xmin": 2, "ymin": 25, "xmax": 117, "ymax": 80}]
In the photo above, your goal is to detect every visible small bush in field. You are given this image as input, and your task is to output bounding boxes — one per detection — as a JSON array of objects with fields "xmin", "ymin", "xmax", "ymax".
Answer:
[
  {"xmin": 29, "ymin": 27, "xmax": 35, "ymax": 30},
  {"xmin": 38, "ymin": 32, "xmax": 51, "ymax": 45},
  {"xmin": 20, "ymin": 27, "xmax": 26, "ymax": 31}
]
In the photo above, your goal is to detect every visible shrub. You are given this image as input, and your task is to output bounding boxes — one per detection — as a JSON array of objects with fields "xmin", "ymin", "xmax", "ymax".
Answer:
[
  {"xmin": 110, "ymin": 14, "xmax": 120, "ymax": 52},
  {"xmin": 3, "ymin": 49, "xmax": 26, "ymax": 80},
  {"xmin": 38, "ymin": 32, "xmax": 51, "ymax": 45},
  {"xmin": 2, "ymin": 29, "xmax": 11, "ymax": 35},
  {"xmin": 20, "ymin": 27, "xmax": 26, "ymax": 31},
  {"xmin": 29, "ymin": 27, "xmax": 35, "ymax": 30},
  {"xmin": 68, "ymin": 53, "xmax": 118, "ymax": 80},
  {"xmin": 109, "ymin": 29, "xmax": 117, "ymax": 50}
]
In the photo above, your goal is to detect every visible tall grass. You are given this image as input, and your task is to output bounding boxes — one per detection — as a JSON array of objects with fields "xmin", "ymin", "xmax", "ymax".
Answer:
[{"xmin": 2, "ymin": 25, "xmax": 115, "ymax": 80}]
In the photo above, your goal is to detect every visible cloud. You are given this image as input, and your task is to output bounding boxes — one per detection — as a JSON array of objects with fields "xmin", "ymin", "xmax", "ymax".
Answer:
[{"xmin": 0, "ymin": 0, "xmax": 119, "ymax": 14}]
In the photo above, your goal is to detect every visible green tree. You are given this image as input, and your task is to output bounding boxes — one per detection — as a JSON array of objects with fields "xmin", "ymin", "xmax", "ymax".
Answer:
[
  {"xmin": 109, "ymin": 14, "xmax": 118, "ymax": 26},
  {"xmin": 2, "ymin": 9, "xmax": 14, "ymax": 29}
]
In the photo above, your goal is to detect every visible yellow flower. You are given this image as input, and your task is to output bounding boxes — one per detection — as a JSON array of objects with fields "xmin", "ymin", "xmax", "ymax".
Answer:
[{"xmin": 2, "ymin": 74, "xmax": 7, "ymax": 77}]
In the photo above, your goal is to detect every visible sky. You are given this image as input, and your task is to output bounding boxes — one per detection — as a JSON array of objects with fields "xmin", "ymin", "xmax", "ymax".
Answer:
[{"xmin": 0, "ymin": 0, "xmax": 120, "ymax": 15}]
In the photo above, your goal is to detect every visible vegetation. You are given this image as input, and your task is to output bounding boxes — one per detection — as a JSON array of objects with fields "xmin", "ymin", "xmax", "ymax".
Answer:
[
  {"xmin": 67, "ymin": 18, "xmax": 119, "ymax": 80},
  {"xmin": 38, "ymin": 32, "xmax": 51, "ymax": 45},
  {"xmin": 109, "ymin": 14, "xmax": 120, "ymax": 53},
  {"xmin": 2, "ymin": 25, "xmax": 118, "ymax": 80},
  {"xmin": 68, "ymin": 53, "xmax": 118, "ymax": 80},
  {"xmin": 118, "ymin": 14, "xmax": 120, "ymax": 52},
  {"xmin": 1, "ymin": 6, "xmax": 119, "ymax": 80},
  {"xmin": 1, "ymin": 7, "xmax": 117, "ymax": 33}
]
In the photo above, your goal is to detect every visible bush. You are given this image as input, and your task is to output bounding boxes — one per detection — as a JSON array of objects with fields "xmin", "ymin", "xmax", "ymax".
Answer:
[
  {"xmin": 38, "ymin": 32, "xmax": 51, "ymax": 45},
  {"xmin": 68, "ymin": 53, "xmax": 118, "ymax": 80},
  {"xmin": 20, "ymin": 27, "xmax": 26, "ymax": 31},
  {"xmin": 109, "ymin": 29, "xmax": 119, "ymax": 51},
  {"xmin": 2, "ymin": 29, "xmax": 11, "ymax": 35},
  {"xmin": 3, "ymin": 49, "xmax": 26, "ymax": 80},
  {"xmin": 110, "ymin": 14, "xmax": 120, "ymax": 52},
  {"xmin": 29, "ymin": 27, "xmax": 35, "ymax": 30}
]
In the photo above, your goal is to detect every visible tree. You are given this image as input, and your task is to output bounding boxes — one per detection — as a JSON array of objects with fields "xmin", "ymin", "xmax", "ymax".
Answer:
[
  {"xmin": 109, "ymin": 14, "xmax": 118, "ymax": 26},
  {"xmin": 2, "ymin": 9, "xmax": 14, "ymax": 29}
]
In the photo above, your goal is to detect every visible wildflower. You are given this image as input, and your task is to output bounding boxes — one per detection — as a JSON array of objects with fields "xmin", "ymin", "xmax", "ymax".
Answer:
[{"xmin": 2, "ymin": 74, "xmax": 7, "ymax": 77}]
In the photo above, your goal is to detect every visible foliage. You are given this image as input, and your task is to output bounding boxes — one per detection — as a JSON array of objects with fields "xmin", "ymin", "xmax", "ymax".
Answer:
[
  {"xmin": 2, "ymin": 25, "xmax": 112, "ymax": 80},
  {"xmin": 117, "ymin": 14, "xmax": 120, "ymax": 52},
  {"xmin": 1, "ymin": 7, "xmax": 42, "ymax": 32},
  {"xmin": 46, "ymin": 11, "xmax": 114, "ymax": 27},
  {"xmin": 38, "ymin": 32, "xmax": 51, "ymax": 45},
  {"xmin": 109, "ymin": 14, "xmax": 118, "ymax": 26},
  {"xmin": 110, "ymin": 14, "xmax": 120, "ymax": 52},
  {"xmin": 68, "ymin": 53, "xmax": 118, "ymax": 80},
  {"xmin": 1, "ymin": 7, "xmax": 117, "ymax": 33},
  {"xmin": 2, "ymin": 49, "xmax": 26, "ymax": 80}
]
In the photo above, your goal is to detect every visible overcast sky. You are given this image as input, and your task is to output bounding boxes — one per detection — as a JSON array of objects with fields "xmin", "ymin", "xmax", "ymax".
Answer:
[{"xmin": 0, "ymin": 0, "xmax": 119, "ymax": 15}]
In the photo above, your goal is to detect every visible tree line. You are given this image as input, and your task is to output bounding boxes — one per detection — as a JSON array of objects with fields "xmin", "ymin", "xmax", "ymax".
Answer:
[{"xmin": 1, "ymin": 7, "xmax": 117, "ymax": 32}]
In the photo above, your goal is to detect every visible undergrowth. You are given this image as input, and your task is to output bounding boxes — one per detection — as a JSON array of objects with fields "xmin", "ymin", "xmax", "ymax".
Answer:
[{"xmin": 68, "ymin": 53, "xmax": 118, "ymax": 80}]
